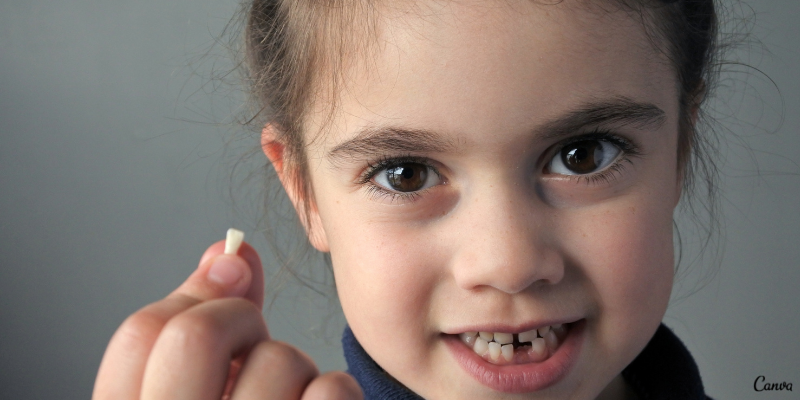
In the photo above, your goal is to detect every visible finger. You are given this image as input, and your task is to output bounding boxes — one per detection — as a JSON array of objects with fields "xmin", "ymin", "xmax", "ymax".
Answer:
[
  {"xmin": 230, "ymin": 341, "xmax": 319, "ymax": 400},
  {"xmin": 93, "ymin": 241, "xmax": 263, "ymax": 400},
  {"xmin": 175, "ymin": 239, "xmax": 264, "ymax": 307},
  {"xmin": 93, "ymin": 295, "xmax": 198, "ymax": 400},
  {"xmin": 301, "ymin": 371, "xmax": 364, "ymax": 400},
  {"xmin": 141, "ymin": 297, "xmax": 269, "ymax": 400}
]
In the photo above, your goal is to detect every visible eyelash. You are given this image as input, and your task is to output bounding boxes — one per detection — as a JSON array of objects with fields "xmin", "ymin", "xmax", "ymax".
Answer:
[
  {"xmin": 547, "ymin": 129, "xmax": 641, "ymax": 185},
  {"xmin": 357, "ymin": 155, "xmax": 443, "ymax": 203},
  {"xmin": 357, "ymin": 130, "xmax": 641, "ymax": 203}
]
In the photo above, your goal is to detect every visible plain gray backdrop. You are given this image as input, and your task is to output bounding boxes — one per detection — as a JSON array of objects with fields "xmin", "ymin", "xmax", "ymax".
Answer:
[{"xmin": 1, "ymin": 0, "xmax": 798, "ymax": 399}]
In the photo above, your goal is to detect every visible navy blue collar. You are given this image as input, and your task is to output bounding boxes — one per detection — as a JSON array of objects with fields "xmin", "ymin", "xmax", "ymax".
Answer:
[{"xmin": 342, "ymin": 324, "xmax": 710, "ymax": 399}]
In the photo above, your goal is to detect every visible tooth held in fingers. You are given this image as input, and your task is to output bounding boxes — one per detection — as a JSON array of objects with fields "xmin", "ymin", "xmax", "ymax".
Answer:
[
  {"xmin": 501, "ymin": 344, "xmax": 514, "ymax": 362},
  {"xmin": 479, "ymin": 332, "xmax": 493, "ymax": 341},
  {"xmin": 518, "ymin": 329, "xmax": 537, "ymax": 343},
  {"xmin": 474, "ymin": 337, "xmax": 489, "ymax": 356},
  {"xmin": 224, "ymin": 228, "xmax": 244, "ymax": 255},
  {"xmin": 494, "ymin": 332, "xmax": 513, "ymax": 345},
  {"xmin": 488, "ymin": 342, "xmax": 501, "ymax": 361}
]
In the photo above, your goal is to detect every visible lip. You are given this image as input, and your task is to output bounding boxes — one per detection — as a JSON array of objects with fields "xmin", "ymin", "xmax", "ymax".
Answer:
[
  {"xmin": 442, "ymin": 317, "xmax": 580, "ymax": 335},
  {"xmin": 444, "ymin": 319, "xmax": 585, "ymax": 393}
]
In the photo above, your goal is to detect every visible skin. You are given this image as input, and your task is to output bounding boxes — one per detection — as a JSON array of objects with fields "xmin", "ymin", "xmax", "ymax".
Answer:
[
  {"xmin": 291, "ymin": 1, "xmax": 682, "ymax": 398},
  {"xmin": 93, "ymin": 0, "xmax": 686, "ymax": 399}
]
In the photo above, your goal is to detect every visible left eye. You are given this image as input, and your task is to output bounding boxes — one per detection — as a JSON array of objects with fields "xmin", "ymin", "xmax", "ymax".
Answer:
[
  {"xmin": 373, "ymin": 162, "xmax": 440, "ymax": 192},
  {"xmin": 547, "ymin": 139, "xmax": 621, "ymax": 175}
]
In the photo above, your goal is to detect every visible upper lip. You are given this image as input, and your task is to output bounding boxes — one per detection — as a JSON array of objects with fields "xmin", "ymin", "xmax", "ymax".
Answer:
[{"xmin": 442, "ymin": 317, "xmax": 583, "ymax": 335}]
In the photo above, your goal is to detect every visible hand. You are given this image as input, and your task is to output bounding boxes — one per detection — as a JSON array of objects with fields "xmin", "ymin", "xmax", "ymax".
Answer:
[{"xmin": 92, "ymin": 240, "xmax": 363, "ymax": 400}]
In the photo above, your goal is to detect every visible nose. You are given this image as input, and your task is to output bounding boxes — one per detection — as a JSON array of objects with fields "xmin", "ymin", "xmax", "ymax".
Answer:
[{"xmin": 448, "ymin": 184, "xmax": 564, "ymax": 294}]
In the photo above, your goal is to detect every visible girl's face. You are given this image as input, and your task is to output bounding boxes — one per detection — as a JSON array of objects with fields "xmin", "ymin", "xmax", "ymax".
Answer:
[{"xmin": 291, "ymin": 1, "xmax": 682, "ymax": 398}]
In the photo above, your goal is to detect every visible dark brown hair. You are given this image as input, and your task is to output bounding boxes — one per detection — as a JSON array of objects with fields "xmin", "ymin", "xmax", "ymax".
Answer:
[{"xmin": 240, "ymin": 0, "xmax": 723, "ymax": 288}]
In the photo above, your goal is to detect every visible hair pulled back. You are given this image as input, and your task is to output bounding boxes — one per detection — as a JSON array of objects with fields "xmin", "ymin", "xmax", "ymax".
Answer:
[{"xmin": 242, "ymin": 0, "xmax": 721, "ymax": 273}]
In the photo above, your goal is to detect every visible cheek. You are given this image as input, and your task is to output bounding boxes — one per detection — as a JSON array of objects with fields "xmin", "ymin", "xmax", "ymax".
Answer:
[
  {"xmin": 324, "ymin": 208, "xmax": 444, "ymax": 342},
  {"xmin": 560, "ymin": 193, "xmax": 675, "ymax": 352}
]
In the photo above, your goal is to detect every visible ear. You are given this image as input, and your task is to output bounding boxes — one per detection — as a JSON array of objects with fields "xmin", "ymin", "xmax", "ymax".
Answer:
[{"xmin": 261, "ymin": 124, "xmax": 330, "ymax": 252}]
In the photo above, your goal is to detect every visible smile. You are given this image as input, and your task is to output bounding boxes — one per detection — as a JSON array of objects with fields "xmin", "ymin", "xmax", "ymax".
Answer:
[
  {"xmin": 444, "ymin": 320, "xmax": 585, "ymax": 393},
  {"xmin": 458, "ymin": 323, "xmax": 568, "ymax": 365}
]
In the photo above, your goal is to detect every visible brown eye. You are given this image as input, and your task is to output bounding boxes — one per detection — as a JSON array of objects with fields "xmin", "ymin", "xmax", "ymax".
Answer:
[
  {"xmin": 385, "ymin": 163, "xmax": 428, "ymax": 192},
  {"xmin": 548, "ymin": 139, "xmax": 621, "ymax": 175},
  {"xmin": 373, "ymin": 162, "xmax": 441, "ymax": 193}
]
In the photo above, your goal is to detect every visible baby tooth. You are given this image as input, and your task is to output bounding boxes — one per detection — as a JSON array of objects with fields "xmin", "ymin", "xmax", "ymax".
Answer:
[
  {"xmin": 494, "ymin": 332, "xmax": 513, "ymax": 345},
  {"xmin": 488, "ymin": 342, "xmax": 501, "ymax": 361},
  {"xmin": 537, "ymin": 325, "xmax": 551, "ymax": 337},
  {"xmin": 544, "ymin": 330, "xmax": 559, "ymax": 351},
  {"xmin": 224, "ymin": 228, "xmax": 244, "ymax": 255},
  {"xmin": 531, "ymin": 338, "xmax": 546, "ymax": 357},
  {"xmin": 479, "ymin": 332, "xmax": 493, "ymax": 341},
  {"xmin": 518, "ymin": 329, "xmax": 537, "ymax": 343},
  {"xmin": 501, "ymin": 344, "xmax": 514, "ymax": 362},
  {"xmin": 460, "ymin": 332, "xmax": 477, "ymax": 346},
  {"xmin": 474, "ymin": 337, "xmax": 489, "ymax": 356}
]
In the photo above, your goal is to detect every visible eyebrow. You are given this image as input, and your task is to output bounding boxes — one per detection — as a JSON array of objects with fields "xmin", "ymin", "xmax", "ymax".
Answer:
[{"xmin": 326, "ymin": 96, "xmax": 665, "ymax": 165}]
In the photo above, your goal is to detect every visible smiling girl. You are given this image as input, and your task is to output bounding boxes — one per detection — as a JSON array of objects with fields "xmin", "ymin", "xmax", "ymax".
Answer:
[{"xmin": 94, "ymin": 0, "xmax": 719, "ymax": 398}]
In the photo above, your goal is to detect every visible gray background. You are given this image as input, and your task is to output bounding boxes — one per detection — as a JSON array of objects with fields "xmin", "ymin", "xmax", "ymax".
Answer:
[{"xmin": 0, "ymin": 0, "xmax": 798, "ymax": 399}]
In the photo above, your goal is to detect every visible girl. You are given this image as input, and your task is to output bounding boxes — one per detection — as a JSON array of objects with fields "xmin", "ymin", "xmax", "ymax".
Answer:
[{"xmin": 94, "ymin": 0, "xmax": 720, "ymax": 398}]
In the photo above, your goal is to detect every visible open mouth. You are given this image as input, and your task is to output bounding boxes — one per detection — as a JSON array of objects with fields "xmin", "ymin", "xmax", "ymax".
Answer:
[{"xmin": 457, "ymin": 323, "xmax": 571, "ymax": 365}]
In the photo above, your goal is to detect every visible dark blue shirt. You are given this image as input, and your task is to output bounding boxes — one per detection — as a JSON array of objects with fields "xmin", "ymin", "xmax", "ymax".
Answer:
[{"xmin": 342, "ymin": 324, "xmax": 712, "ymax": 399}]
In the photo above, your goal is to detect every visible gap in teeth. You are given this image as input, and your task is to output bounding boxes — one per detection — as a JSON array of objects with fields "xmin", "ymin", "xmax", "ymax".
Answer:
[{"xmin": 461, "ymin": 324, "xmax": 568, "ymax": 364}]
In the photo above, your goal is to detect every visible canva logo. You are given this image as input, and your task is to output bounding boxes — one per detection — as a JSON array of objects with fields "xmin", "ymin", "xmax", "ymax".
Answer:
[{"xmin": 754, "ymin": 376, "xmax": 793, "ymax": 392}]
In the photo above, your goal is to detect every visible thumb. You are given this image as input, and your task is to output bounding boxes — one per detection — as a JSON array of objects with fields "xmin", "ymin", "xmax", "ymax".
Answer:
[{"xmin": 170, "ymin": 239, "xmax": 265, "ymax": 310}]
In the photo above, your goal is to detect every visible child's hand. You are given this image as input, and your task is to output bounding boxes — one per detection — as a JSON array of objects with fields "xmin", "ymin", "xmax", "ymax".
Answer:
[{"xmin": 92, "ymin": 240, "xmax": 362, "ymax": 400}]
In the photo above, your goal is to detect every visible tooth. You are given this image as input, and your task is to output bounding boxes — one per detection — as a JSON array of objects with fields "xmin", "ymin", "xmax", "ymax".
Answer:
[
  {"xmin": 537, "ymin": 325, "xmax": 551, "ymax": 337},
  {"xmin": 460, "ymin": 332, "xmax": 477, "ymax": 346},
  {"xmin": 479, "ymin": 332, "xmax": 494, "ymax": 341},
  {"xmin": 544, "ymin": 330, "xmax": 559, "ymax": 351},
  {"xmin": 531, "ymin": 338, "xmax": 547, "ymax": 359},
  {"xmin": 224, "ymin": 228, "xmax": 244, "ymax": 254},
  {"xmin": 518, "ymin": 329, "xmax": 537, "ymax": 343},
  {"xmin": 474, "ymin": 337, "xmax": 489, "ymax": 356},
  {"xmin": 494, "ymin": 332, "xmax": 513, "ymax": 345},
  {"xmin": 552, "ymin": 324, "xmax": 566, "ymax": 338},
  {"xmin": 488, "ymin": 342, "xmax": 501, "ymax": 361},
  {"xmin": 501, "ymin": 344, "xmax": 514, "ymax": 361}
]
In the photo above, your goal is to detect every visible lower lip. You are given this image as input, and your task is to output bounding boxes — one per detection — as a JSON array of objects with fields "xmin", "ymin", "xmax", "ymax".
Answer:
[{"xmin": 444, "ymin": 320, "xmax": 585, "ymax": 393}]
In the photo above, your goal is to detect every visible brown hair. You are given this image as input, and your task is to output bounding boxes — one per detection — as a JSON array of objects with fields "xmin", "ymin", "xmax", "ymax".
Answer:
[{"xmin": 240, "ymin": 0, "xmax": 723, "ymax": 286}]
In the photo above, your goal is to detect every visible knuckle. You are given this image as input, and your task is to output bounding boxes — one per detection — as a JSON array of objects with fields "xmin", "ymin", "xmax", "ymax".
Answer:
[
  {"xmin": 251, "ymin": 341, "xmax": 318, "ymax": 376},
  {"xmin": 160, "ymin": 310, "xmax": 224, "ymax": 350},
  {"xmin": 114, "ymin": 308, "xmax": 170, "ymax": 350}
]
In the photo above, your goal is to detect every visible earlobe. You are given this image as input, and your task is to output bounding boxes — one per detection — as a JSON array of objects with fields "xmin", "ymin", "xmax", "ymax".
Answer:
[{"xmin": 261, "ymin": 124, "xmax": 330, "ymax": 253}]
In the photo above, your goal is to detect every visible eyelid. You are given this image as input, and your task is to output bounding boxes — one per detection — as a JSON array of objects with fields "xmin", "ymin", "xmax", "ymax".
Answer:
[
  {"xmin": 542, "ymin": 129, "xmax": 640, "ymax": 170},
  {"xmin": 357, "ymin": 154, "xmax": 443, "ymax": 185},
  {"xmin": 357, "ymin": 155, "xmax": 445, "ymax": 203}
]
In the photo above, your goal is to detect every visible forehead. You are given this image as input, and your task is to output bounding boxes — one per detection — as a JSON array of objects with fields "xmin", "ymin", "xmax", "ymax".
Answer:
[{"xmin": 305, "ymin": 0, "xmax": 677, "ymax": 151}]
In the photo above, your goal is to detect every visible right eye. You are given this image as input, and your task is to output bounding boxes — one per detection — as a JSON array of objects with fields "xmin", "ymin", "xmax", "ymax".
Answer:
[{"xmin": 373, "ymin": 162, "xmax": 441, "ymax": 193}]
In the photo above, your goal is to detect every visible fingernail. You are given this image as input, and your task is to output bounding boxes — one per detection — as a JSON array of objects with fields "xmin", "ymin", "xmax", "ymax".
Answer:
[{"xmin": 207, "ymin": 254, "xmax": 248, "ymax": 288}]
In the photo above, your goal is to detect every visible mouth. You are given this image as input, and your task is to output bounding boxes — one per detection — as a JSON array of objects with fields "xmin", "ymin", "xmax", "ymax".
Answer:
[
  {"xmin": 444, "ymin": 319, "xmax": 585, "ymax": 393},
  {"xmin": 458, "ymin": 323, "xmax": 569, "ymax": 365}
]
